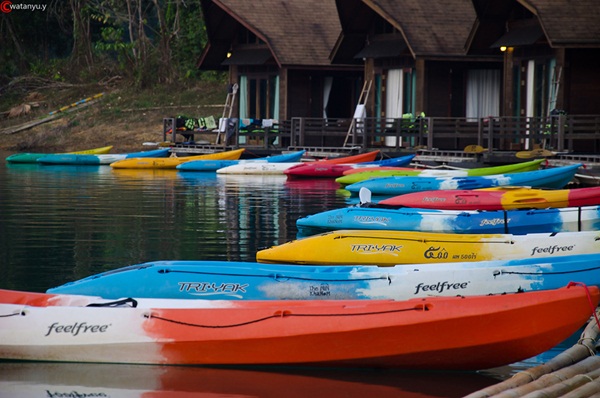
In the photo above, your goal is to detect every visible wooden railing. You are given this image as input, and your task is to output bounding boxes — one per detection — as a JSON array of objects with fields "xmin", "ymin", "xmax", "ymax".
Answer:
[
  {"xmin": 167, "ymin": 115, "xmax": 600, "ymax": 155},
  {"xmin": 279, "ymin": 115, "xmax": 600, "ymax": 154}
]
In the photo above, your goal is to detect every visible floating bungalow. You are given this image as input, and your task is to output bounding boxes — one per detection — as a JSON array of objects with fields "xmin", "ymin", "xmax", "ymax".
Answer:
[{"xmin": 169, "ymin": 0, "xmax": 600, "ymax": 164}]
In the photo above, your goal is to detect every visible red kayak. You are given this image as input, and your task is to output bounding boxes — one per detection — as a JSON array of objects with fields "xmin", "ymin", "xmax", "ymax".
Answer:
[
  {"xmin": 285, "ymin": 153, "xmax": 414, "ymax": 179},
  {"xmin": 284, "ymin": 150, "xmax": 380, "ymax": 178},
  {"xmin": 378, "ymin": 186, "xmax": 600, "ymax": 211},
  {"xmin": 314, "ymin": 150, "xmax": 381, "ymax": 165}
]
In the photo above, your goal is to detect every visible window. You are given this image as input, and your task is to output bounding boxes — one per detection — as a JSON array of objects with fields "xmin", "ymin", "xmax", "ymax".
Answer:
[{"xmin": 241, "ymin": 75, "xmax": 279, "ymax": 120}]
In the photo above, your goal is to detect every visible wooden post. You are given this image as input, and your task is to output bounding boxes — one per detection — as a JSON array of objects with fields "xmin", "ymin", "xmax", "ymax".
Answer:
[
  {"xmin": 425, "ymin": 117, "xmax": 432, "ymax": 150},
  {"xmin": 502, "ymin": 47, "xmax": 514, "ymax": 117},
  {"xmin": 415, "ymin": 59, "xmax": 426, "ymax": 116},
  {"xmin": 488, "ymin": 118, "xmax": 495, "ymax": 153}
]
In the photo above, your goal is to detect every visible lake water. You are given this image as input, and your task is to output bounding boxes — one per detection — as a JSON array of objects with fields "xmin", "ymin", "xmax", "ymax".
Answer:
[{"xmin": 0, "ymin": 150, "xmax": 575, "ymax": 397}]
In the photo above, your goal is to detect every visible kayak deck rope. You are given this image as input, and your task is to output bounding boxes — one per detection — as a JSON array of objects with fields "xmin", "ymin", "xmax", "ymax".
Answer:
[
  {"xmin": 144, "ymin": 305, "xmax": 429, "ymax": 329},
  {"xmin": 86, "ymin": 298, "xmax": 138, "ymax": 308},
  {"xmin": 159, "ymin": 268, "xmax": 390, "ymax": 283},
  {"xmin": 495, "ymin": 264, "xmax": 600, "ymax": 276},
  {"xmin": 336, "ymin": 234, "xmax": 515, "ymax": 245},
  {"xmin": 0, "ymin": 311, "xmax": 25, "ymax": 318}
]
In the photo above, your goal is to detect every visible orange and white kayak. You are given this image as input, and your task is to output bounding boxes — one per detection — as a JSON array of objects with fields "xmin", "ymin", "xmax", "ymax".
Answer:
[
  {"xmin": 110, "ymin": 148, "xmax": 245, "ymax": 169},
  {"xmin": 0, "ymin": 286, "xmax": 597, "ymax": 370}
]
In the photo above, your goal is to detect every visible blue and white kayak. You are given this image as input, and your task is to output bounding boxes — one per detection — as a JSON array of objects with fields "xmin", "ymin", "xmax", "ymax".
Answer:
[
  {"xmin": 37, "ymin": 148, "xmax": 171, "ymax": 165},
  {"xmin": 46, "ymin": 253, "xmax": 600, "ymax": 300},
  {"xmin": 345, "ymin": 164, "xmax": 581, "ymax": 197},
  {"xmin": 295, "ymin": 205, "xmax": 600, "ymax": 237},
  {"xmin": 177, "ymin": 150, "xmax": 306, "ymax": 172}
]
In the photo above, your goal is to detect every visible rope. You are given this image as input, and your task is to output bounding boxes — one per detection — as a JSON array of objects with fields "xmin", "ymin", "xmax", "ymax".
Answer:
[
  {"xmin": 567, "ymin": 282, "xmax": 600, "ymax": 330},
  {"xmin": 0, "ymin": 311, "xmax": 24, "ymax": 318},
  {"xmin": 159, "ymin": 268, "xmax": 389, "ymax": 283},
  {"xmin": 336, "ymin": 233, "xmax": 515, "ymax": 245},
  {"xmin": 86, "ymin": 298, "xmax": 138, "ymax": 308},
  {"xmin": 144, "ymin": 306, "xmax": 424, "ymax": 329},
  {"xmin": 497, "ymin": 265, "xmax": 600, "ymax": 276}
]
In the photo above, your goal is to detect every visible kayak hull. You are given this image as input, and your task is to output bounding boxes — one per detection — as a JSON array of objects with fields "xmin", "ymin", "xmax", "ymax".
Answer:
[
  {"xmin": 110, "ymin": 149, "xmax": 245, "ymax": 169},
  {"xmin": 217, "ymin": 162, "xmax": 303, "ymax": 174},
  {"xmin": 379, "ymin": 186, "xmax": 600, "ymax": 210},
  {"xmin": 345, "ymin": 164, "xmax": 581, "ymax": 196},
  {"xmin": 296, "ymin": 205, "xmax": 600, "ymax": 237},
  {"xmin": 336, "ymin": 159, "xmax": 545, "ymax": 185},
  {"xmin": 46, "ymin": 254, "xmax": 600, "ymax": 301},
  {"xmin": 6, "ymin": 146, "xmax": 114, "ymax": 164},
  {"xmin": 284, "ymin": 154, "xmax": 415, "ymax": 178},
  {"xmin": 257, "ymin": 229, "xmax": 600, "ymax": 265},
  {"xmin": 177, "ymin": 150, "xmax": 306, "ymax": 171},
  {"xmin": 2, "ymin": 286, "xmax": 596, "ymax": 370},
  {"xmin": 37, "ymin": 148, "xmax": 171, "ymax": 165}
]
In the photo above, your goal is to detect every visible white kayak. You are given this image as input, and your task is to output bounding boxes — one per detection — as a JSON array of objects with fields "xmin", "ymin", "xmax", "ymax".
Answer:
[{"xmin": 216, "ymin": 162, "xmax": 302, "ymax": 175}]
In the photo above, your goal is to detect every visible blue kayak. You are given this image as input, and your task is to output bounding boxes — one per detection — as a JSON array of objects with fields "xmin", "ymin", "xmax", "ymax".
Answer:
[
  {"xmin": 353, "ymin": 154, "xmax": 415, "ymax": 166},
  {"xmin": 46, "ymin": 253, "xmax": 600, "ymax": 300},
  {"xmin": 37, "ymin": 148, "xmax": 171, "ymax": 165},
  {"xmin": 344, "ymin": 164, "xmax": 582, "ymax": 196},
  {"xmin": 295, "ymin": 205, "xmax": 600, "ymax": 237},
  {"xmin": 177, "ymin": 150, "xmax": 306, "ymax": 171}
]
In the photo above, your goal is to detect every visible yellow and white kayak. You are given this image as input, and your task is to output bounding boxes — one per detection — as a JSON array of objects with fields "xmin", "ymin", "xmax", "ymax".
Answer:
[
  {"xmin": 256, "ymin": 229, "xmax": 600, "ymax": 266},
  {"xmin": 110, "ymin": 148, "xmax": 245, "ymax": 169}
]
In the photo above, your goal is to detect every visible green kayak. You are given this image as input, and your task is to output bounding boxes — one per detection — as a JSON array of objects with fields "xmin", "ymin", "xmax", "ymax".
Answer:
[{"xmin": 335, "ymin": 159, "xmax": 545, "ymax": 185}]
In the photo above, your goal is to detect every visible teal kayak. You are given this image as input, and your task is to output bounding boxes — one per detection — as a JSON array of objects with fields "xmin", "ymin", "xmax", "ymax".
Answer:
[{"xmin": 37, "ymin": 148, "xmax": 171, "ymax": 165}]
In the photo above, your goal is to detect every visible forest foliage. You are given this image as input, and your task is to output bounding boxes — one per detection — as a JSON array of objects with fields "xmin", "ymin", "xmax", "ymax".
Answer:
[{"xmin": 0, "ymin": 0, "xmax": 222, "ymax": 89}]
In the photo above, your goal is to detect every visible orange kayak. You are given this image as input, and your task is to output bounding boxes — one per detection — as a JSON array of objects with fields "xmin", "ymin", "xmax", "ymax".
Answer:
[{"xmin": 0, "ymin": 285, "xmax": 596, "ymax": 370}]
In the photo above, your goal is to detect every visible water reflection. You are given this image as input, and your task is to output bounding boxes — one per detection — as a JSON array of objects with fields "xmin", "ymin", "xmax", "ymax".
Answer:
[
  {"xmin": 0, "ymin": 153, "xmax": 347, "ymax": 292},
  {"xmin": 0, "ymin": 361, "xmax": 498, "ymax": 398}
]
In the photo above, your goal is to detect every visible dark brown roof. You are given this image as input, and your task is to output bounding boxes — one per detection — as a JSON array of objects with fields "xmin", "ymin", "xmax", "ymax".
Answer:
[
  {"xmin": 210, "ymin": 0, "xmax": 343, "ymax": 67},
  {"xmin": 354, "ymin": 36, "xmax": 408, "ymax": 58},
  {"xmin": 364, "ymin": 0, "xmax": 477, "ymax": 56},
  {"xmin": 520, "ymin": 0, "xmax": 600, "ymax": 47},
  {"xmin": 490, "ymin": 24, "xmax": 544, "ymax": 48}
]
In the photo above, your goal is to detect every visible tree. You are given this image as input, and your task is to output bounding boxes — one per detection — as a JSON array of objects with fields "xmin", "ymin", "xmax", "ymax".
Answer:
[{"xmin": 70, "ymin": 0, "xmax": 94, "ymax": 69}]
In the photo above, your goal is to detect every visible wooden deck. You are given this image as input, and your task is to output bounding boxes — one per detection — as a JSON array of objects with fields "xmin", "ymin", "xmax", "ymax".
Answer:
[{"xmin": 164, "ymin": 115, "xmax": 600, "ymax": 170}]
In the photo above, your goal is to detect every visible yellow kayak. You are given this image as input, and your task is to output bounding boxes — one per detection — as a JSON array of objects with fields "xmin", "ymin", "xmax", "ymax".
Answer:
[
  {"xmin": 256, "ymin": 229, "xmax": 600, "ymax": 266},
  {"xmin": 69, "ymin": 145, "xmax": 113, "ymax": 155},
  {"xmin": 110, "ymin": 148, "xmax": 245, "ymax": 169}
]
